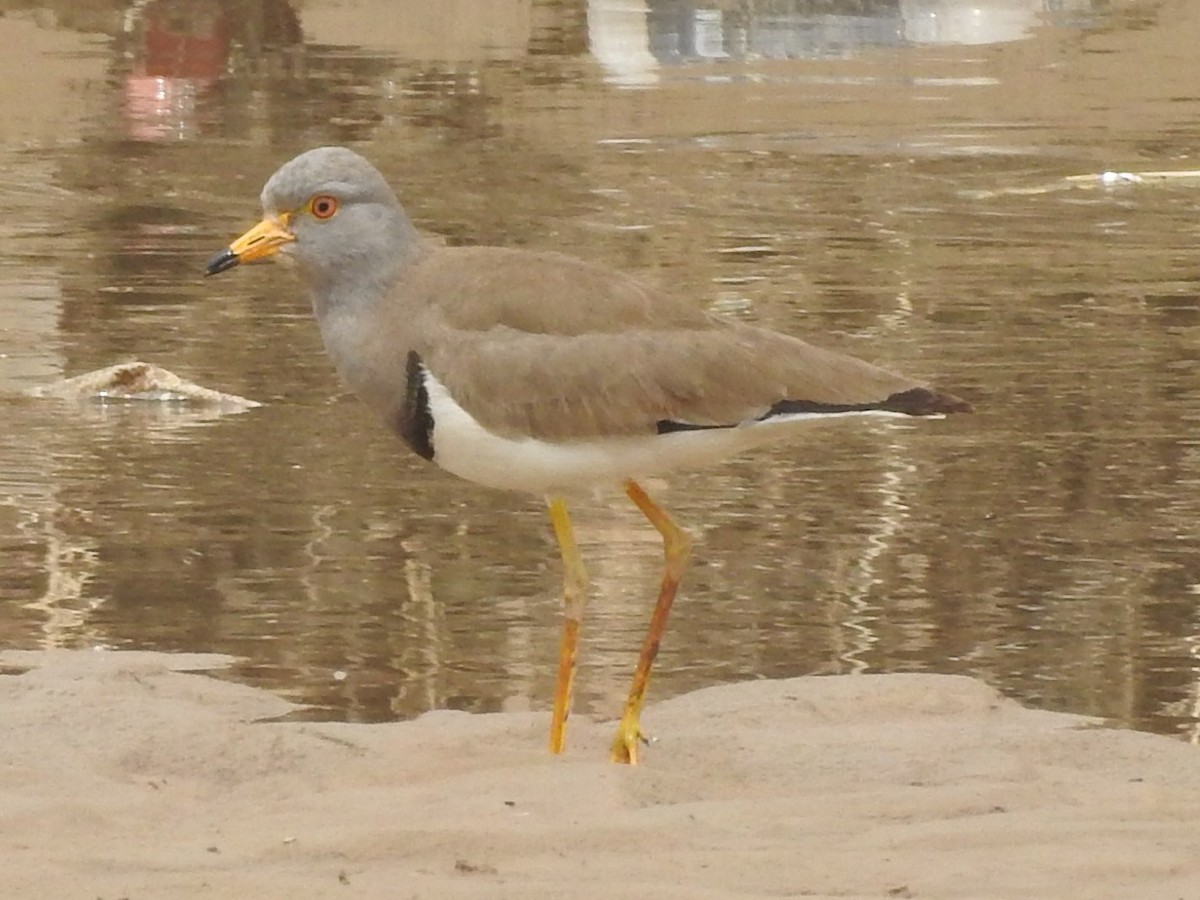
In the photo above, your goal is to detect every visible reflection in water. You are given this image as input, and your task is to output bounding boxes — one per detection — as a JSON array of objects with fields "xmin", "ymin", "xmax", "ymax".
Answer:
[
  {"xmin": 122, "ymin": 0, "xmax": 232, "ymax": 141},
  {"xmin": 9, "ymin": 476, "xmax": 102, "ymax": 650},
  {"xmin": 590, "ymin": 0, "xmax": 1101, "ymax": 85},
  {"xmin": 1, "ymin": 0, "xmax": 1200, "ymax": 745},
  {"xmin": 119, "ymin": 0, "xmax": 302, "ymax": 141},
  {"xmin": 836, "ymin": 430, "xmax": 915, "ymax": 675}
]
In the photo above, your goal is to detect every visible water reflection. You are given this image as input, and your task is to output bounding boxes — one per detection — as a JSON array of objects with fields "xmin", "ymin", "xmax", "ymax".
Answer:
[
  {"xmin": 118, "ymin": 0, "xmax": 301, "ymax": 141},
  {"xmin": 591, "ymin": 0, "xmax": 1101, "ymax": 85},
  {"xmin": 1, "ymin": 0, "xmax": 1199, "ymax": 744}
]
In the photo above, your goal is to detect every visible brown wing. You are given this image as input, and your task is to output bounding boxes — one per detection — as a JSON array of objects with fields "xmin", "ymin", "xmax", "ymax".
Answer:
[
  {"xmin": 423, "ymin": 320, "xmax": 963, "ymax": 441},
  {"xmin": 392, "ymin": 245, "xmax": 968, "ymax": 442},
  {"xmin": 398, "ymin": 245, "xmax": 710, "ymax": 335}
]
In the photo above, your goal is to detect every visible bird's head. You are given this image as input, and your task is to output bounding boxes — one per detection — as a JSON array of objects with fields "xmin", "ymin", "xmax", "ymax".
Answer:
[{"xmin": 206, "ymin": 146, "xmax": 418, "ymax": 295}]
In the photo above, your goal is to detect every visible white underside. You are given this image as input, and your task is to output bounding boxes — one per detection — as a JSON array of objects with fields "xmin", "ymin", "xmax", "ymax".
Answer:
[{"xmin": 423, "ymin": 369, "xmax": 911, "ymax": 494}]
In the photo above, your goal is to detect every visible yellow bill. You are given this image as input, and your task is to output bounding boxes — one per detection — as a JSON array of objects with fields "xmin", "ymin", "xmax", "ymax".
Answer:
[{"xmin": 205, "ymin": 213, "xmax": 295, "ymax": 276}]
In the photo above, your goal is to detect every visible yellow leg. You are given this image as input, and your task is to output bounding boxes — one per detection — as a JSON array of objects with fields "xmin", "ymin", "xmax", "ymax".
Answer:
[
  {"xmin": 612, "ymin": 480, "xmax": 692, "ymax": 764},
  {"xmin": 547, "ymin": 496, "xmax": 589, "ymax": 754}
]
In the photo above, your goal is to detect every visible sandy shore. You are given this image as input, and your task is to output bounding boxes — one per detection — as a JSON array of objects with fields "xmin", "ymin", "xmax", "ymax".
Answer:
[{"xmin": 2, "ymin": 649, "xmax": 1198, "ymax": 899}]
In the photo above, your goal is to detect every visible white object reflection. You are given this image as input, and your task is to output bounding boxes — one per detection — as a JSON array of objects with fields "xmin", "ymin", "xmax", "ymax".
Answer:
[
  {"xmin": 588, "ymin": 0, "xmax": 660, "ymax": 87},
  {"xmin": 901, "ymin": 0, "xmax": 1043, "ymax": 45}
]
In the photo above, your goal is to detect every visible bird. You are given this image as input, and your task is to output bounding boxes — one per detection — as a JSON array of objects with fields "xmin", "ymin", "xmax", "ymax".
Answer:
[{"xmin": 206, "ymin": 146, "xmax": 971, "ymax": 764}]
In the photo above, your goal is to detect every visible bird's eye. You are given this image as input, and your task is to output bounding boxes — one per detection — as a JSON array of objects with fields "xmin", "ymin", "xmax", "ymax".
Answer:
[{"xmin": 309, "ymin": 194, "xmax": 339, "ymax": 220}]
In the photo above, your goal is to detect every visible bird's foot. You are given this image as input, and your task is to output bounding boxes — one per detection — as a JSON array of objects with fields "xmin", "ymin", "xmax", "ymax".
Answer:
[{"xmin": 609, "ymin": 717, "xmax": 651, "ymax": 765}]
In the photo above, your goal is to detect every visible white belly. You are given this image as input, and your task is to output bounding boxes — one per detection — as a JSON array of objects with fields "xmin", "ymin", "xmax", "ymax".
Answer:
[{"xmin": 423, "ymin": 370, "xmax": 906, "ymax": 494}]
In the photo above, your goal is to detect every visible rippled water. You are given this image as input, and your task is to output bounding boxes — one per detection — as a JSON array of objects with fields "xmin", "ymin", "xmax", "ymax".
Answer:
[{"xmin": 2, "ymin": 0, "xmax": 1199, "ymax": 741}]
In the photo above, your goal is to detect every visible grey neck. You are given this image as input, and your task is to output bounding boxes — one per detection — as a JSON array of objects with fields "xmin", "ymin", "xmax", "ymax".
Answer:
[
  {"xmin": 305, "ymin": 206, "xmax": 426, "ymax": 322},
  {"xmin": 303, "ymin": 207, "xmax": 429, "ymax": 421}
]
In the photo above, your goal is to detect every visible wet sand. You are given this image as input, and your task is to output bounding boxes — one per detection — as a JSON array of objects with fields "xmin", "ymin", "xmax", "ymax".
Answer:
[{"xmin": 2, "ymin": 649, "xmax": 1198, "ymax": 899}]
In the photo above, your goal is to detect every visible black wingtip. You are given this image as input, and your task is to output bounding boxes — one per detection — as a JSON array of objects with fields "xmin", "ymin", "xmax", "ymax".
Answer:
[
  {"xmin": 656, "ymin": 386, "xmax": 973, "ymax": 434},
  {"xmin": 756, "ymin": 386, "xmax": 973, "ymax": 422},
  {"xmin": 882, "ymin": 387, "xmax": 973, "ymax": 416},
  {"xmin": 205, "ymin": 248, "xmax": 239, "ymax": 277}
]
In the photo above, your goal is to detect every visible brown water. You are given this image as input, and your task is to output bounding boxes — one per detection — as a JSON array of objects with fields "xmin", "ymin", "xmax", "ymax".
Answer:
[{"xmin": 2, "ymin": 0, "xmax": 1199, "ymax": 740}]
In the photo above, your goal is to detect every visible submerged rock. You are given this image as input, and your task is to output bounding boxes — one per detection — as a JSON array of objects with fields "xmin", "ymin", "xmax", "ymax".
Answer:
[{"xmin": 26, "ymin": 361, "xmax": 260, "ymax": 410}]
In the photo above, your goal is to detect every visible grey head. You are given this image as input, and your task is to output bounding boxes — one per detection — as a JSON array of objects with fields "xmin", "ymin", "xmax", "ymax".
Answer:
[
  {"xmin": 260, "ymin": 146, "xmax": 396, "ymax": 216},
  {"xmin": 267, "ymin": 147, "xmax": 424, "ymax": 300},
  {"xmin": 209, "ymin": 147, "xmax": 425, "ymax": 312}
]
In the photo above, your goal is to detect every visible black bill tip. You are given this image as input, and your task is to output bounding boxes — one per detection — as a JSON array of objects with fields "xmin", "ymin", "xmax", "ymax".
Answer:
[{"xmin": 205, "ymin": 248, "xmax": 239, "ymax": 277}]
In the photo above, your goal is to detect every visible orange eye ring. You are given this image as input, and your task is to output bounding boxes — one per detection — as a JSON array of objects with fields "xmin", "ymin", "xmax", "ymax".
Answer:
[{"xmin": 310, "ymin": 194, "xmax": 339, "ymax": 220}]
